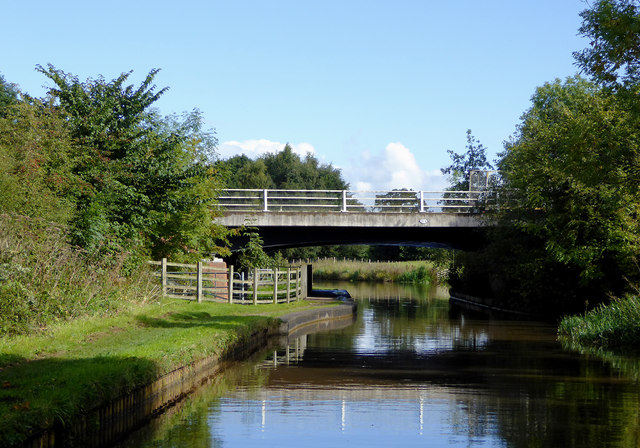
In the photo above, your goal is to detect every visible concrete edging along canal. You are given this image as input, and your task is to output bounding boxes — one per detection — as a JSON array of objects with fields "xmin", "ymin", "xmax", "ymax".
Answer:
[
  {"xmin": 449, "ymin": 290, "xmax": 539, "ymax": 319},
  {"xmin": 24, "ymin": 300, "xmax": 357, "ymax": 448}
]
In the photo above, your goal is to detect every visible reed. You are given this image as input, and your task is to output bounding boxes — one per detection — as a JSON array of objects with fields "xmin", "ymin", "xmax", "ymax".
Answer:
[
  {"xmin": 311, "ymin": 259, "xmax": 444, "ymax": 285},
  {"xmin": 558, "ymin": 294, "xmax": 640, "ymax": 351}
]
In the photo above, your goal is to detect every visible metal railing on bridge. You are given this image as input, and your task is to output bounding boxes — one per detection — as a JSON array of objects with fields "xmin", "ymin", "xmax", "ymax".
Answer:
[{"xmin": 217, "ymin": 189, "xmax": 498, "ymax": 213}]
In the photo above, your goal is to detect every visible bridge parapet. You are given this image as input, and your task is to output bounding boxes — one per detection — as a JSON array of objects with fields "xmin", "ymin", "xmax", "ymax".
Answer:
[{"xmin": 217, "ymin": 189, "xmax": 497, "ymax": 214}]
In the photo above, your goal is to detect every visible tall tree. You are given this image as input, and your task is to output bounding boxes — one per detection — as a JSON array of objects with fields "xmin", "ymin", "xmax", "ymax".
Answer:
[
  {"xmin": 498, "ymin": 76, "xmax": 640, "ymax": 291},
  {"xmin": 0, "ymin": 73, "xmax": 19, "ymax": 114},
  {"xmin": 441, "ymin": 130, "xmax": 494, "ymax": 191},
  {"xmin": 218, "ymin": 144, "xmax": 349, "ymax": 190},
  {"xmin": 0, "ymin": 98, "xmax": 79, "ymax": 224},
  {"xmin": 37, "ymin": 65, "xmax": 225, "ymax": 260},
  {"xmin": 574, "ymin": 0, "xmax": 640, "ymax": 91}
]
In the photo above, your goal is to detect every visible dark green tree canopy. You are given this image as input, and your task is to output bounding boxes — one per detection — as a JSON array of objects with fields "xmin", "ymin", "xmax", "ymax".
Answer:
[
  {"xmin": 0, "ymin": 73, "xmax": 20, "ymax": 115},
  {"xmin": 498, "ymin": 76, "xmax": 640, "ymax": 286},
  {"xmin": 218, "ymin": 143, "xmax": 349, "ymax": 190}
]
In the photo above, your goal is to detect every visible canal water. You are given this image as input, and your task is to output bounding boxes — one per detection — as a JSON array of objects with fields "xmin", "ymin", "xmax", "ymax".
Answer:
[{"xmin": 117, "ymin": 281, "xmax": 640, "ymax": 448}]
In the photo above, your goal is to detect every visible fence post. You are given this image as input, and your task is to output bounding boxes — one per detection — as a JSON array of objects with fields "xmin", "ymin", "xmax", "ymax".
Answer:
[
  {"xmin": 161, "ymin": 258, "xmax": 167, "ymax": 297},
  {"xmin": 228, "ymin": 265, "xmax": 234, "ymax": 304},
  {"xmin": 420, "ymin": 191, "xmax": 425, "ymax": 213},
  {"xmin": 287, "ymin": 267, "xmax": 292, "ymax": 303},
  {"xmin": 241, "ymin": 271, "xmax": 245, "ymax": 301},
  {"xmin": 263, "ymin": 189, "xmax": 269, "ymax": 212},
  {"xmin": 296, "ymin": 267, "xmax": 300, "ymax": 301},
  {"xmin": 196, "ymin": 261, "xmax": 203, "ymax": 303},
  {"xmin": 253, "ymin": 268, "xmax": 258, "ymax": 305},
  {"xmin": 273, "ymin": 267, "xmax": 278, "ymax": 304},
  {"xmin": 341, "ymin": 190, "xmax": 347, "ymax": 212}
]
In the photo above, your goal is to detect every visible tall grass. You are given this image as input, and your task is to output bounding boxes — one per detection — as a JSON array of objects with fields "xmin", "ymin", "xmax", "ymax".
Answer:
[
  {"xmin": 558, "ymin": 294, "xmax": 640, "ymax": 351},
  {"xmin": 0, "ymin": 214, "xmax": 156, "ymax": 335},
  {"xmin": 311, "ymin": 259, "xmax": 445, "ymax": 285}
]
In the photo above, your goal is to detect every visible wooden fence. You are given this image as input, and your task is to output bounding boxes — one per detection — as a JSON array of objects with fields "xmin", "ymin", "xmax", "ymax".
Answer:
[{"xmin": 148, "ymin": 259, "xmax": 306, "ymax": 304}]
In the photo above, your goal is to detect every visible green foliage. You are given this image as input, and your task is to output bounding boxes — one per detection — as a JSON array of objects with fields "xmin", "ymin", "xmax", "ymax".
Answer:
[
  {"xmin": 235, "ymin": 230, "xmax": 274, "ymax": 271},
  {"xmin": 441, "ymin": 129, "xmax": 494, "ymax": 191},
  {"xmin": 0, "ymin": 215, "xmax": 156, "ymax": 335},
  {"xmin": 0, "ymin": 99, "xmax": 79, "ymax": 224},
  {"xmin": 0, "ymin": 65, "xmax": 234, "ymax": 335},
  {"xmin": 574, "ymin": 0, "xmax": 640, "ymax": 91},
  {"xmin": 0, "ymin": 73, "xmax": 19, "ymax": 114},
  {"xmin": 451, "ymin": 77, "xmax": 640, "ymax": 315},
  {"xmin": 374, "ymin": 189, "xmax": 419, "ymax": 212},
  {"xmin": 498, "ymin": 77, "xmax": 640, "ymax": 290},
  {"xmin": 559, "ymin": 294, "xmax": 640, "ymax": 351},
  {"xmin": 312, "ymin": 259, "xmax": 439, "ymax": 284},
  {"xmin": 35, "ymin": 65, "xmax": 227, "ymax": 261},
  {"xmin": 218, "ymin": 143, "xmax": 349, "ymax": 190}
]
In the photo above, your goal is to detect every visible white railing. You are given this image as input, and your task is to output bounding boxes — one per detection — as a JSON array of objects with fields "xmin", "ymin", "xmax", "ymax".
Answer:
[{"xmin": 217, "ymin": 189, "xmax": 498, "ymax": 213}]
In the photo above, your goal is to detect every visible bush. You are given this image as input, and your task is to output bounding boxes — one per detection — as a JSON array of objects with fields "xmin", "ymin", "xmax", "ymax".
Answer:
[{"xmin": 0, "ymin": 214, "xmax": 156, "ymax": 335}]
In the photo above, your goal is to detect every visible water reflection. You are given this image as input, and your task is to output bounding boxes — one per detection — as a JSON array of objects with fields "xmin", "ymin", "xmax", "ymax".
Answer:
[{"xmin": 118, "ymin": 281, "xmax": 640, "ymax": 448}]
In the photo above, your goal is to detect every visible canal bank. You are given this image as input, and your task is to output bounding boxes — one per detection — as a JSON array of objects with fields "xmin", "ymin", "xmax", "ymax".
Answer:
[{"xmin": 1, "ymin": 299, "xmax": 355, "ymax": 448}]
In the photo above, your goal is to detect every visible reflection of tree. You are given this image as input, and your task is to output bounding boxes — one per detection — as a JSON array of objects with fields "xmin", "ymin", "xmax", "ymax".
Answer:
[{"xmin": 118, "ymin": 359, "xmax": 272, "ymax": 447}]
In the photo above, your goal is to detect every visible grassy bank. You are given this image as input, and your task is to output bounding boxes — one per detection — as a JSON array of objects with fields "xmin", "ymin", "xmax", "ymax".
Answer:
[
  {"xmin": 312, "ymin": 259, "xmax": 446, "ymax": 284},
  {"xmin": 0, "ymin": 298, "xmax": 322, "ymax": 447},
  {"xmin": 558, "ymin": 295, "xmax": 640, "ymax": 352}
]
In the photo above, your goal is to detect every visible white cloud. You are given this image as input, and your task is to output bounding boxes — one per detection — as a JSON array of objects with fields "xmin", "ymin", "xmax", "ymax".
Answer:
[
  {"xmin": 218, "ymin": 139, "xmax": 315, "ymax": 159},
  {"xmin": 344, "ymin": 142, "xmax": 448, "ymax": 192}
]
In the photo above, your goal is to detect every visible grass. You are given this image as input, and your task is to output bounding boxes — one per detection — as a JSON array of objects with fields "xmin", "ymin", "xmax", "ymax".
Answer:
[
  {"xmin": 312, "ymin": 259, "xmax": 445, "ymax": 284},
  {"xmin": 0, "ymin": 298, "xmax": 322, "ymax": 447},
  {"xmin": 558, "ymin": 294, "xmax": 640, "ymax": 352}
]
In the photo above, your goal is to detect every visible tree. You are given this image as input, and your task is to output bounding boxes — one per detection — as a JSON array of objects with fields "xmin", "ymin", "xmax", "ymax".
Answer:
[
  {"xmin": 0, "ymin": 73, "xmax": 19, "ymax": 115},
  {"xmin": 498, "ymin": 76, "xmax": 640, "ymax": 293},
  {"xmin": 374, "ymin": 189, "xmax": 419, "ymax": 212},
  {"xmin": 441, "ymin": 130, "xmax": 494, "ymax": 191},
  {"xmin": 37, "ymin": 65, "xmax": 226, "ymax": 261},
  {"xmin": 0, "ymin": 98, "xmax": 79, "ymax": 224},
  {"xmin": 219, "ymin": 144, "xmax": 349, "ymax": 191},
  {"xmin": 574, "ymin": 0, "xmax": 640, "ymax": 91}
]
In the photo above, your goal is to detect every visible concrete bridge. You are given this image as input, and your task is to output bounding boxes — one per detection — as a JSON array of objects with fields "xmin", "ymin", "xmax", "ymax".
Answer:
[{"xmin": 216, "ymin": 189, "xmax": 494, "ymax": 250}]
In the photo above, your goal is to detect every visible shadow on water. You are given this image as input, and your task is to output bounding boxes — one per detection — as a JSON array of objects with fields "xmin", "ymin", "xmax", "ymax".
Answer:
[
  {"xmin": 114, "ymin": 346, "xmax": 277, "ymax": 448},
  {"xmin": 0, "ymin": 355, "xmax": 159, "ymax": 447}
]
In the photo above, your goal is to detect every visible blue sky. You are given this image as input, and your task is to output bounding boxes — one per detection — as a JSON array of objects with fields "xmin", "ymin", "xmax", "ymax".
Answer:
[{"xmin": 2, "ymin": 1, "xmax": 589, "ymax": 191}]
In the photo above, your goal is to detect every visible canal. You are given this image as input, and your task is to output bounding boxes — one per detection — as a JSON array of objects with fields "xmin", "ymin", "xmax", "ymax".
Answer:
[{"xmin": 117, "ymin": 281, "xmax": 640, "ymax": 448}]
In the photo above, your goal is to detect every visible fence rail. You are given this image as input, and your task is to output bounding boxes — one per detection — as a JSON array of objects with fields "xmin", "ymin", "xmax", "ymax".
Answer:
[
  {"xmin": 148, "ymin": 259, "xmax": 305, "ymax": 304},
  {"xmin": 217, "ymin": 189, "xmax": 498, "ymax": 213}
]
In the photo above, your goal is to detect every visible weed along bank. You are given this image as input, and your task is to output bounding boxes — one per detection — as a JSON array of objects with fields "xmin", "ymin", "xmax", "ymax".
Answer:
[{"xmin": 0, "ymin": 264, "xmax": 354, "ymax": 448}]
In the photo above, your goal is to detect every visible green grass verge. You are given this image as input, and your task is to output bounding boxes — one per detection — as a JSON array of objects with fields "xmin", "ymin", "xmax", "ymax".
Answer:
[
  {"xmin": 558, "ymin": 294, "xmax": 640, "ymax": 352},
  {"xmin": 312, "ymin": 259, "xmax": 445, "ymax": 284},
  {"xmin": 0, "ymin": 298, "xmax": 322, "ymax": 446}
]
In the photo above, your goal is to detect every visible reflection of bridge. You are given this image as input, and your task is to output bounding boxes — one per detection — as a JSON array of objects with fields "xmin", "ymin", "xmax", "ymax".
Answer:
[{"xmin": 216, "ymin": 189, "xmax": 494, "ymax": 250}]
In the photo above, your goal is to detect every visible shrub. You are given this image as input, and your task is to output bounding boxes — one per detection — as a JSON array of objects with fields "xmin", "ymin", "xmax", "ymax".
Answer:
[{"xmin": 0, "ymin": 214, "xmax": 156, "ymax": 335}]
